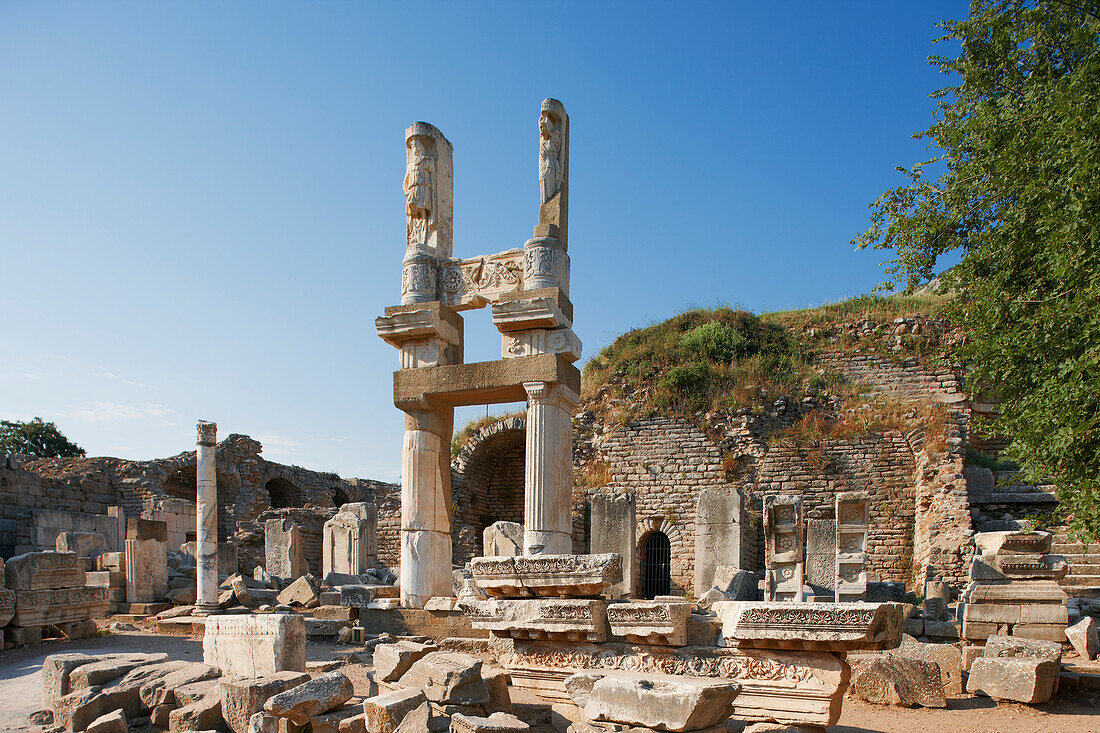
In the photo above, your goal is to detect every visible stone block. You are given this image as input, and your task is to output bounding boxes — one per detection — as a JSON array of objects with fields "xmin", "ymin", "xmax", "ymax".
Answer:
[
  {"xmin": 693, "ymin": 487, "xmax": 744, "ymax": 598},
  {"xmin": 966, "ymin": 657, "xmax": 1059, "ymax": 703},
  {"xmin": 313, "ymin": 605, "xmax": 357, "ymax": 621},
  {"xmin": 804, "ymin": 519, "xmax": 836, "ymax": 592},
  {"xmin": 266, "ymin": 519, "xmax": 308, "ymax": 582},
  {"xmin": 70, "ymin": 653, "xmax": 171, "ymax": 692},
  {"xmin": 168, "ymin": 691, "xmax": 223, "ymax": 731},
  {"xmin": 373, "ymin": 640, "xmax": 438, "ymax": 682},
  {"xmin": 85, "ymin": 708, "xmax": 127, "ymax": 733},
  {"xmin": 311, "ymin": 701, "xmax": 365, "ymax": 733},
  {"xmin": 323, "ymin": 503, "xmax": 377, "ymax": 579},
  {"xmin": 393, "ymin": 702, "xmax": 430, "ymax": 733},
  {"xmin": 983, "ymin": 634, "xmax": 1061, "ymax": 663},
  {"xmin": 605, "ymin": 600, "xmax": 692, "ymax": 646},
  {"xmin": 423, "ymin": 596, "xmax": 457, "ymax": 611},
  {"xmin": 450, "ymin": 711, "xmax": 529, "ymax": 732},
  {"xmin": 481, "ymin": 668, "xmax": 511, "ymax": 714},
  {"xmin": 53, "ymin": 660, "xmax": 190, "ymax": 731},
  {"xmin": 138, "ymin": 662, "xmax": 220, "ymax": 708},
  {"xmin": 974, "ymin": 530, "xmax": 1053, "ymax": 556},
  {"xmin": 56, "ymin": 531, "xmax": 107, "ymax": 557},
  {"xmin": 712, "ymin": 567, "xmax": 758, "ymax": 601},
  {"xmin": 589, "ymin": 495, "xmax": 635, "ymax": 599},
  {"xmin": 127, "ymin": 517, "xmax": 168, "ymax": 543},
  {"xmin": 483, "ymin": 521, "xmax": 524, "ymax": 558},
  {"xmin": 470, "ymin": 554, "xmax": 622, "ymax": 599},
  {"xmin": 922, "ymin": 597, "xmax": 946, "ymax": 622},
  {"xmin": 0, "ymin": 586, "xmax": 14, "ymax": 626},
  {"xmin": 126, "ymin": 537, "xmax": 168, "ymax": 603},
  {"xmin": 922, "ymin": 620, "xmax": 960, "ymax": 639},
  {"xmin": 221, "ymin": 672, "xmax": 311, "ymax": 733},
  {"xmin": 1066, "ymin": 616, "xmax": 1098, "ymax": 660},
  {"xmin": 847, "ymin": 654, "xmax": 946, "ymax": 708},
  {"xmin": 264, "ymin": 670, "xmax": 353, "ymax": 726},
  {"xmin": 898, "ymin": 637, "xmax": 964, "ymax": 695},
  {"xmin": 306, "ymin": 618, "xmax": 350, "ymax": 637},
  {"xmin": 12, "ymin": 586, "xmax": 108, "ymax": 626},
  {"xmin": 464, "ymin": 598, "xmax": 608, "ymax": 641},
  {"xmin": 203, "ymin": 614, "xmax": 306, "ymax": 677},
  {"xmin": 713, "ymin": 601, "xmax": 903, "ymax": 651},
  {"xmin": 42, "ymin": 653, "xmax": 100, "ymax": 705},
  {"xmin": 964, "ymin": 579, "xmax": 1067, "ymax": 605},
  {"xmin": 396, "ymin": 652, "xmax": 488, "ymax": 705},
  {"xmin": 970, "ymin": 554, "xmax": 1067, "ymax": 581},
  {"xmin": 577, "ymin": 672, "xmax": 740, "ymax": 732},
  {"xmin": 5, "ymin": 551, "xmax": 85, "ymax": 590},
  {"xmin": 277, "ymin": 575, "xmax": 320, "ymax": 607},
  {"xmin": 340, "ymin": 584, "xmax": 399, "ymax": 608},
  {"xmin": 363, "ymin": 688, "xmax": 426, "ymax": 733}
]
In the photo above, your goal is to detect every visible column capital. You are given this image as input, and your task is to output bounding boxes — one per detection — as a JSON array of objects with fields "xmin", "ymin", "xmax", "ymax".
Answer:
[
  {"xmin": 197, "ymin": 420, "xmax": 217, "ymax": 447},
  {"xmin": 523, "ymin": 381, "xmax": 579, "ymax": 411}
]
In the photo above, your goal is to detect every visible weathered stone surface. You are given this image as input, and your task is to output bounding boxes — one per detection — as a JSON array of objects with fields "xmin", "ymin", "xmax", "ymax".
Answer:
[
  {"xmin": 128, "ymin": 517, "xmax": 168, "ymax": 543},
  {"xmin": 125, "ymin": 536, "xmax": 168, "ymax": 604},
  {"xmin": 12, "ymin": 585, "xmax": 108, "ymax": 626},
  {"xmin": 974, "ymin": 530, "xmax": 1053, "ymax": 556},
  {"xmin": 203, "ymin": 614, "xmax": 306, "ymax": 677},
  {"xmin": 151, "ymin": 703, "xmax": 175, "ymax": 728},
  {"xmin": 5, "ymin": 551, "xmax": 85, "ymax": 590},
  {"xmin": 964, "ymin": 579, "xmax": 1067, "ymax": 605},
  {"xmin": 173, "ymin": 678, "xmax": 222, "ymax": 706},
  {"xmin": 138, "ymin": 662, "xmax": 220, "ymax": 708},
  {"xmin": 264, "ymin": 671, "xmax": 353, "ymax": 725},
  {"xmin": 848, "ymin": 654, "xmax": 946, "ymax": 708},
  {"xmin": 589, "ymin": 494, "xmax": 635, "ymax": 598},
  {"xmin": 393, "ymin": 702, "xmax": 431, "ymax": 733},
  {"xmin": 229, "ymin": 574, "xmax": 253, "ymax": 607},
  {"xmin": 276, "ymin": 574, "xmax": 320, "ymax": 607},
  {"xmin": 373, "ymin": 640, "xmax": 438, "ymax": 682},
  {"xmin": 962, "ymin": 601, "xmax": 1068, "ymax": 625},
  {"xmin": 248, "ymin": 711, "xmax": 278, "ymax": 733},
  {"xmin": 483, "ymin": 522, "xmax": 524, "ymax": 558},
  {"xmin": 54, "ymin": 660, "xmax": 187, "ymax": 731},
  {"xmin": 897, "ymin": 637, "xmax": 964, "ymax": 695},
  {"xmin": 835, "ymin": 492, "xmax": 869, "ymax": 603},
  {"xmin": 805, "ymin": 519, "xmax": 836, "ymax": 592},
  {"xmin": 693, "ymin": 487, "xmax": 745, "ymax": 598},
  {"xmin": 167, "ymin": 690, "xmax": 222, "ymax": 731},
  {"xmin": 1066, "ymin": 616, "xmax": 1098, "ymax": 660},
  {"xmin": 575, "ymin": 672, "xmax": 740, "ymax": 732},
  {"xmin": 470, "ymin": 554, "xmax": 622, "ymax": 599},
  {"xmin": 69, "ymin": 654, "xmax": 170, "ymax": 692},
  {"xmin": 464, "ymin": 598, "xmax": 608, "ymax": 642},
  {"xmin": 42, "ymin": 653, "xmax": 99, "ymax": 705},
  {"xmin": 713, "ymin": 601, "xmax": 903, "ymax": 651},
  {"xmin": 711, "ymin": 567, "xmax": 758, "ymax": 602},
  {"xmin": 481, "ymin": 668, "xmax": 512, "ymax": 714},
  {"xmin": 605, "ymin": 600, "xmax": 692, "ymax": 646},
  {"xmin": 764, "ymin": 496, "xmax": 804, "ymax": 602},
  {"xmin": 340, "ymin": 584, "xmax": 399, "ymax": 608},
  {"xmin": 966, "ymin": 657, "xmax": 1059, "ymax": 703},
  {"xmin": 85, "ymin": 707, "xmax": 127, "ymax": 733},
  {"xmin": 450, "ymin": 711, "xmax": 530, "ymax": 733},
  {"xmin": 397, "ymin": 652, "xmax": 488, "ymax": 705},
  {"xmin": 266, "ymin": 519, "xmax": 308, "ymax": 582},
  {"xmin": 314, "ymin": 605, "xmax": 357, "ymax": 621},
  {"xmin": 56, "ymin": 531, "xmax": 107, "ymax": 558},
  {"xmin": 307, "ymin": 618, "xmax": 351, "ymax": 637},
  {"xmin": 0, "ymin": 586, "xmax": 14, "ymax": 627},
  {"xmin": 323, "ymin": 502, "xmax": 377, "ymax": 580},
  {"xmin": 311, "ymin": 701, "xmax": 365, "ymax": 733},
  {"xmin": 363, "ymin": 688, "xmax": 427, "ymax": 733},
  {"xmin": 970, "ymin": 554, "xmax": 1068, "ymax": 581},
  {"xmin": 983, "ymin": 634, "xmax": 1062, "ymax": 664}
]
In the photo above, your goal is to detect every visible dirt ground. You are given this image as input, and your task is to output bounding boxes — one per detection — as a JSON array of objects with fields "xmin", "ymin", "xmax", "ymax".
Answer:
[{"xmin": 0, "ymin": 629, "xmax": 1097, "ymax": 733}]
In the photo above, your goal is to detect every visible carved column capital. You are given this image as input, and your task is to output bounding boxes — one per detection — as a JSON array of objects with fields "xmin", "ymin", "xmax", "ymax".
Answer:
[
  {"xmin": 196, "ymin": 420, "xmax": 217, "ymax": 447},
  {"xmin": 523, "ymin": 381, "xmax": 579, "ymax": 411}
]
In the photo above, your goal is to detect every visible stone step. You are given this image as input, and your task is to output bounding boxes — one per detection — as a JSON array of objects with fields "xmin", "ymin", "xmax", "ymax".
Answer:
[
  {"xmin": 1053, "ymin": 542, "xmax": 1098, "ymax": 554},
  {"xmin": 970, "ymin": 492, "xmax": 1058, "ymax": 505},
  {"xmin": 1060, "ymin": 575, "xmax": 1100, "ymax": 587}
]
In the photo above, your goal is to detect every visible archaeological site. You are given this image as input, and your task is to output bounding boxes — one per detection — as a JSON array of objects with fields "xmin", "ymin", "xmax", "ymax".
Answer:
[{"xmin": 2, "ymin": 21, "xmax": 1099, "ymax": 731}]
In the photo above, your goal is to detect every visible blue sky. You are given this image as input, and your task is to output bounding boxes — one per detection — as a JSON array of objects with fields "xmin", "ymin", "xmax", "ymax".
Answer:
[{"xmin": 0, "ymin": 1, "xmax": 967, "ymax": 480}]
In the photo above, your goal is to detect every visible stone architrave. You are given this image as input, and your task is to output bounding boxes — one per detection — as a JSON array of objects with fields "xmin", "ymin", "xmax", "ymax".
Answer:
[
  {"xmin": 195, "ymin": 420, "xmax": 219, "ymax": 616},
  {"xmin": 835, "ymin": 491, "xmax": 869, "ymax": 602},
  {"xmin": 712, "ymin": 601, "xmax": 903, "ymax": 651},
  {"xmin": 400, "ymin": 407, "xmax": 455, "ymax": 608},
  {"xmin": 470, "ymin": 554, "xmax": 622, "ymax": 598},
  {"xmin": 522, "ymin": 381, "xmax": 577, "ymax": 555},
  {"xmin": 589, "ymin": 493, "xmax": 635, "ymax": 598},
  {"xmin": 483, "ymin": 521, "xmax": 524, "ymax": 557},
  {"xmin": 577, "ymin": 672, "xmax": 739, "ymax": 733},
  {"xmin": 763, "ymin": 496, "xmax": 804, "ymax": 602},
  {"xmin": 401, "ymin": 122, "xmax": 454, "ymax": 304},
  {"xmin": 5, "ymin": 551, "xmax": 85, "ymax": 590},
  {"xmin": 12, "ymin": 587, "xmax": 108, "ymax": 626},
  {"xmin": 463, "ymin": 598, "xmax": 609, "ymax": 642},
  {"xmin": 322, "ymin": 502, "xmax": 377, "ymax": 581},
  {"xmin": 202, "ymin": 614, "xmax": 306, "ymax": 677},
  {"xmin": 694, "ymin": 486, "xmax": 746, "ymax": 598},
  {"xmin": 605, "ymin": 600, "xmax": 692, "ymax": 646},
  {"xmin": 125, "ymin": 518, "xmax": 167, "ymax": 604},
  {"xmin": 265, "ymin": 519, "xmax": 308, "ymax": 583}
]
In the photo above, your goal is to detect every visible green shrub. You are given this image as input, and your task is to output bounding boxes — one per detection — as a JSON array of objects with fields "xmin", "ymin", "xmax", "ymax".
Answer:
[{"xmin": 680, "ymin": 322, "xmax": 747, "ymax": 364}]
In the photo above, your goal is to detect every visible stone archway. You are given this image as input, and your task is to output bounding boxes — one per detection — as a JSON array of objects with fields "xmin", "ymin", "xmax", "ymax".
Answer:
[
  {"xmin": 640, "ymin": 531, "xmax": 672, "ymax": 598},
  {"xmin": 265, "ymin": 477, "xmax": 300, "ymax": 509},
  {"xmin": 451, "ymin": 416, "xmax": 527, "ymax": 563}
]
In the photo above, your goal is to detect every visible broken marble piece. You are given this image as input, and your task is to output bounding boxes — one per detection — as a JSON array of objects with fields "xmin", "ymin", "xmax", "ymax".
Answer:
[
  {"xmin": 264, "ymin": 671, "xmax": 353, "ymax": 726},
  {"xmin": 713, "ymin": 601, "xmax": 903, "ymax": 651},
  {"xmin": 483, "ymin": 521, "xmax": 524, "ymax": 558},
  {"xmin": 450, "ymin": 711, "xmax": 530, "ymax": 733},
  {"xmin": 396, "ymin": 652, "xmax": 488, "ymax": 705},
  {"xmin": 1066, "ymin": 616, "xmax": 1098, "ymax": 660},
  {"xmin": 464, "ymin": 598, "xmax": 608, "ymax": 642},
  {"xmin": 605, "ymin": 600, "xmax": 692, "ymax": 646},
  {"xmin": 363, "ymin": 688, "xmax": 427, "ymax": 733},
  {"xmin": 847, "ymin": 654, "xmax": 946, "ymax": 708},
  {"xmin": 966, "ymin": 657, "xmax": 1058, "ymax": 703},
  {"xmin": 202, "ymin": 613, "xmax": 306, "ymax": 677},
  {"xmin": 575, "ymin": 672, "xmax": 740, "ymax": 733},
  {"xmin": 373, "ymin": 640, "xmax": 439, "ymax": 682},
  {"xmin": 974, "ymin": 530, "xmax": 1053, "ymax": 556},
  {"xmin": 266, "ymin": 519, "xmax": 308, "ymax": 582},
  {"xmin": 277, "ymin": 574, "xmax": 321, "ymax": 607},
  {"xmin": 221, "ymin": 672, "xmax": 311, "ymax": 733},
  {"xmin": 5, "ymin": 551, "xmax": 85, "ymax": 590},
  {"xmin": 470, "ymin": 554, "xmax": 622, "ymax": 598}
]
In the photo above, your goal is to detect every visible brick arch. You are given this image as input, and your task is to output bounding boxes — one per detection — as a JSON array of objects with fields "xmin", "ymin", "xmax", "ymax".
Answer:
[{"xmin": 636, "ymin": 514, "xmax": 683, "ymax": 546}]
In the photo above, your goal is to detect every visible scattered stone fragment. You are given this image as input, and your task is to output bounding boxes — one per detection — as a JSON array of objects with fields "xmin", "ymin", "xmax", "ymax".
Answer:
[
  {"xmin": 363, "ymin": 688, "xmax": 427, "ymax": 733},
  {"xmin": 264, "ymin": 670, "xmax": 353, "ymax": 725},
  {"xmin": 42, "ymin": 653, "xmax": 98, "ymax": 704},
  {"xmin": 221, "ymin": 672, "xmax": 311, "ymax": 733},
  {"xmin": 898, "ymin": 637, "xmax": 964, "ymax": 695},
  {"xmin": 151, "ymin": 703, "xmax": 175, "ymax": 728},
  {"xmin": 397, "ymin": 652, "xmax": 488, "ymax": 705},
  {"xmin": 247, "ymin": 711, "xmax": 278, "ymax": 733},
  {"xmin": 450, "ymin": 711, "xmax": 529, "ymax": 733},
  {"xmin": 983, "ymin": 634, "xmax": 1062, "ymax": 663},
  {"xmin": 481, "ymin": 668, "xmax": 512, "ymax": 714},
  {"xmin": 85, "ymin": 708, "xmax": 127, "ymax": 733},
  {"xmin": 70, "ymin": 654, "xmax": 171, "ymax": 692},
  {"xmin": 966, "ymin": 657, "xmax": 1059, "ymax": 703},
  {"xmin": 230, "ymin": 574, "xmax": 253, "ymax": 606},
  {"xmin": 276, "ymin": 574, "xmax": 320, "ymax": 607},
  {"xmin": 394, "ymin": 702, "xmax": 431, "ymax": 733},
  {"xmin": 372, "ymin": 640, "xmax": 438, "ymax": 683},
  {"xmin": 138, "ymin": 663, "xmax": 220, "ymax": 708},
  {"xmin": 578, "ymin": 672, "xmax": 740, "ymax": 732},
  {"xmin": 27, "ymin": 709, "xmax": 54, "ymax": 726},
  {"xmin": 311, "ymin": 701, "xmax": 366, "ymax": 733},
  {"xmin": 167, "ymin": 690, "xmax": 223, "ymax": 732},
  {"xmin": 848, "ymin": 654, "xmax": 946, "ymax": 708},
  {"xmin": 1066, "ymin": 617, "xmax": 1098, "ymax": 660},
  {"xmin": 563, "ymin": 673, "xmax": 602, "ymax": 708}
]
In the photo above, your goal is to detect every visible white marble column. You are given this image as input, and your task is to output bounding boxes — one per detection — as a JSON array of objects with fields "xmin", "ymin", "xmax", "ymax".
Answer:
[
  {"xmin": 194, "ymin": 420, "xmax": 219, "ymax": 616},
  {"xmin": 400, "ymin": 408, "xmax": 454, "ymax": 608},
  {"xmin": 523, "ymin": 381, "xmax": 578, "ymax": 555}
]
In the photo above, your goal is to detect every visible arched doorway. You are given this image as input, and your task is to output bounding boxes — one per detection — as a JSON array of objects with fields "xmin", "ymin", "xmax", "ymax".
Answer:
[
  {"xmin": 265, "ymin": 477, "xmax": 300, "ymax": 508},
  {"xmin": 641, "ymin": 531, "xmax": 671, "ymax": 599}
]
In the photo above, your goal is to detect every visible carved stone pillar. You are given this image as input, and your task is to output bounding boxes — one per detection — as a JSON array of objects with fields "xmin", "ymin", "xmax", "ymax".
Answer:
[
  {"xmin": 523, "ymin": 381, "xmax": 578, "ymax": 555},
  {"xmin": 400, "ymin": 252, "xmax": 437, "ymax": 305},
  {"xmin": 194, "ymin": 420, "xmax": 219, "ymax": 616},
  {"xmin": 523, "ymin": 235, "xmax": 567, "ymax": 291},
  {"xmin": 400, "ymin": 407, "xmax": 454, "ymax": 608}
]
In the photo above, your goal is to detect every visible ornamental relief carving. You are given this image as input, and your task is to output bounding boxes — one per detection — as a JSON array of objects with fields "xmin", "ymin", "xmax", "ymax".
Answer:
[{"xmin": 737, "ymin": 606, "xmax": 877, "ymax": 629}]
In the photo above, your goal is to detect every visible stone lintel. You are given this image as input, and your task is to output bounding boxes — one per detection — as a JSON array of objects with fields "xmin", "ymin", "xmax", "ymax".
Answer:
[
  {"xmin": 470, "ymin": 554, "xmax": 622, "ymax": 599},
  {"xmin": 393, "ymin": 354, "xmax": 580, "ymax": 409},
  {"xmin": 713, "ymin": 601, "xmax": 903, "ymax": 651},
  {"xmin": 496, "ymin": 287, "xmax": 572, "ymax": 324},
  {"xmin": 377, "ymin": 301, "xmax": 464, "ymax": 348}
]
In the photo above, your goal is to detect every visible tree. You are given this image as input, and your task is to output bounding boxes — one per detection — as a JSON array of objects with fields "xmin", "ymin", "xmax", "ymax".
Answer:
[
  {"xmin": 854, "ymin": 1, "xmax": 1100, "ymax": 541},
  {"xmin": 0, "ymin": 417, "xmax": 86, "ymax": 458}
]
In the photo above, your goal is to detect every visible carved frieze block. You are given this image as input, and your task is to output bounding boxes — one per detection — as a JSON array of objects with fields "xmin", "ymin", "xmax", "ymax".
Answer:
[
  {"xmin": 712, "ymin": 601, "xmax": 903, "ymax": 651},
  {"xmin": 463, "ymin": 598, "xmax": 608, "ymax": 642},
  {"xmin": 502, "ymin": 328, "xmax": 581, "ymax": 362},
  {"xmin": 470, "ymin": 554, "xmax": 623, "ymax": 599},
  {"xmin": 438, "ymin": 249, "xmax": 525, "ymax": 310},
  {"xmin": 605, "ymin": 600, "xmax": 692, "ymax": 646}
]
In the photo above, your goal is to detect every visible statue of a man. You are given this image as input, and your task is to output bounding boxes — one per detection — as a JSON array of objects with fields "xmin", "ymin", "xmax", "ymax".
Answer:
[
  {"xmin": 404, "ymin": 136, "xmax": 434, "ymax": 246},
  {"xmin": 539, "ymin": 111, "xmax": 563, "ymax": 204}
]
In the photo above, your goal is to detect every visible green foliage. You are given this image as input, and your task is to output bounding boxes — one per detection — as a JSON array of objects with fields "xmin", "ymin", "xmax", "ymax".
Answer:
[
  {"xmin": 0, "ymin": 417, "xmax": 85, "ymax": 458},
  {"xmin": 855, "ymin": 1, "xmax": 1100, "ymax": 540},
  {"xmin": 680, "ymin": 322, "xmax": 748, "ymax": 364}
]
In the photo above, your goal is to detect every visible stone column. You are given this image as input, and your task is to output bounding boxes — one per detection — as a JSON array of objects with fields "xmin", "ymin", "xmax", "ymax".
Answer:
[
  {"xmin": 523, "ymin": 381, "xmax": 578, "ymax": 555},
  {"xmin": 194, "ymin": 420, "xmax": 219, "ymax": 616},
  {"xmin": 400, "ymin": 407, "xmax": 454, "ymax": 608}
]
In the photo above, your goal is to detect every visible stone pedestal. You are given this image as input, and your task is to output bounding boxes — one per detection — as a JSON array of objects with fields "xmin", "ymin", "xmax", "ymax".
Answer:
[
  {"xmin": 194, "ymin": 421, "xmax": 219, "ymax": 616},
  {"xmin": 522, "ymin": 381, "xmax": 577, "ymax": 555},
  {"xmin": 265, "ymin": 519, "xmax": 308, "ymax": 583},
  {"xmin": 400, "ymin": 408, "xmax": 454, "ymax": 608},
  {"xmin": 124, "ymin": 518, "xmax": 167, "ymax": 604},
  {"xmin": 589, "ymin": 493, "xmax": 635, "ymax": 598},
  {"xmin": 202, "ymin": 614, "xmax": 306, "ymax": 677},
  {"xmin": 694, "ymin": 486, "xmax": 746, "ymax": 598},
  {"xmin": 322, "ymin": 502, "xmax": 377, "ymax": 582}
]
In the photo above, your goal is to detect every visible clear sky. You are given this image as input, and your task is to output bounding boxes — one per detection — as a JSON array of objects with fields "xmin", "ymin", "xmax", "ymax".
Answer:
[{"xmin": 0, "ymin": 1, "xmax": 968, "ymax": 481}]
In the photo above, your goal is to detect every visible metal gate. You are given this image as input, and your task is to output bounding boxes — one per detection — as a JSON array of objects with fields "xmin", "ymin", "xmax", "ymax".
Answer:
[{"xmin": 641, "ymin": 531, "xmax": 671, "ymax": 598}]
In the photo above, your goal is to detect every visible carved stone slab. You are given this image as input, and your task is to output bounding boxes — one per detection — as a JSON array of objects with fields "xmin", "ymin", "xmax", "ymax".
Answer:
[
  {"xmin": 974, "ymin": 530, "xmax": 1054, "ymax": 556},
  {"xmin": 712, "ymin": 601, "xmax": 903, "ymax": 651},
  {"xmin": 963, "ymin": 579, "xmax": 1068, "ymax": 605},
  {"xmin": 501, "ymin": 328, "xmax": 581, "ymax": 363},
  {"xmin": 438, "ymin": 250, "xmax": 525, "ymax": 310},
  {"xmin": 463, "ymin": 598, "xmax": 608, "ymax": 642},
  {"xmin": 11, "ymin": 586, "xmax": 108, "ymax": 627},
  {"xmin": 470, "ymin": 554, "xmax": 623, "ymax": 598},
  {"xmin": 0, "ymin": 588, "xmax": 15, "ymax": 627},
  {"xmin": 764, "ymin": 497, "xmax": 804, "ymax": 602},
  {"xmin": 970, "ymin": 554, "xmax": 1068, "ymax": 581},
  {"xmin": 501, "ymin": 639, "xmax": 850, "ymax": 727},
  {"xmin": 605, "ymin": 601, "xmax": 692, "ymax": 646},
  {"xmin": 835, "ymin": 491, "xmax": 869, "ymax": 603},
  {"xmin": 4, "ymin": 551, "xmax": 85, "ymax": 591},
  {"xmin": 202, "ymin": 614, "xmax": 306, "ymax": 677}
]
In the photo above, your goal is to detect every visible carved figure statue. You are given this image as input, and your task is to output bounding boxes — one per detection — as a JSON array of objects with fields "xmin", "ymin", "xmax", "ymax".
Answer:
[
  {"xmin": 404, "ymin": 136, "xmax": 434, "ymax": 246},
  {"xmin": 539, "ymin": 111, "xmax": 563, "ymax": 204}
]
